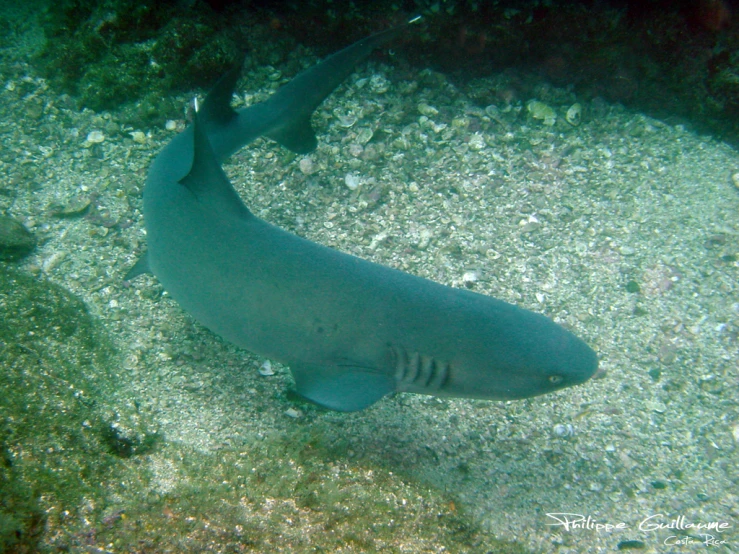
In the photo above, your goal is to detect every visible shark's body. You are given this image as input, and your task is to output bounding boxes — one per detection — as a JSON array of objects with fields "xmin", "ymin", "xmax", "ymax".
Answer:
[{"xmin": 132, "ymin": 20, "xmax": 598, "ymax": 412}]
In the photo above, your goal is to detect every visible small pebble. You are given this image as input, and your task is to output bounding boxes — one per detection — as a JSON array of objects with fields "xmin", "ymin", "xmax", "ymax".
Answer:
[
  {"xmin": 462, "ymin": 271, "xmax": 478, "ymax": 285},
  {"xmin": 698, "ymin": 374, "xmax": 722, "ymax": 394},
  {"xmin": 416, "ymin": 228, "xmax": 432, "ymax": 250},
  {"xmin": 625, "ymin": 280, "xmax": 640, "ymax": 293},
  {"xmin": 299, "ymin": 157, "xmax": 315, "ymax": 175}
]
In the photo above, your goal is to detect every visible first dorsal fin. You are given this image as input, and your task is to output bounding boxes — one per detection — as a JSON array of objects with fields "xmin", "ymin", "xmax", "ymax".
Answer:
[
  {"xmin": 179, "ymin": 114, "xmax": 223, "ymax": 195},
  {"xmin": 198, "ymin": 53, "xmax": 245, "ymax": 127},
  {"xmin": 179, "ymin": 113, "xmax": 253, "ymax": 219}
]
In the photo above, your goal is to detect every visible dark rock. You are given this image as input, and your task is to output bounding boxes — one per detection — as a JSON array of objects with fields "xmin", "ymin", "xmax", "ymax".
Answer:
[
  {"xmin": 0, "ymin": 216, "xmax": 36, "ymax": 261},
  {"xmin": 101, "ymin": 418, "xmax": 160, "ymax": 458}
]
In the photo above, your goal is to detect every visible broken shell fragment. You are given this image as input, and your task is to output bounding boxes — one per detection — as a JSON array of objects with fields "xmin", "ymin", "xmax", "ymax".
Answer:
[
  {"xmin": 86, "ymin": 130, "xmax": 105, "ymax": 144},
  {"xmin": 258, "ymin": 360, "xmax": 274, "ymax": 376},
  {"xmin": 527, "ymin": 100, "xmax": 556, "ymax": 126},
  {"xmin": 566, "ymin": 103, "xmax": 582, "ymax": 126}
]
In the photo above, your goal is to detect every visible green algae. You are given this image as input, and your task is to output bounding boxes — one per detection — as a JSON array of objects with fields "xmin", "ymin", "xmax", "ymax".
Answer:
[
  {"xmin": 34, "ymin": 1, "xmax": 287, "ymax": 127},
  {"xmin": 88, "ymin": 431, "xmax": 530, "ymax": 553},
  {"xmin": 0, "ymin": 265, "xmax": 115, "ymax": 551}
]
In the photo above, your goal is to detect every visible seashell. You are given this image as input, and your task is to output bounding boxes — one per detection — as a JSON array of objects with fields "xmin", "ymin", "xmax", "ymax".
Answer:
[
  {"xmin": 356, "ymin": 127, "xmax": 373, "ymax": 144},
  {"xmin": 468, "ymin": 133, "xmax": 485, "ymax": 151},
  {"xmin": 258, "ymin": 360, "xmax": 274, "ymax": 376},
  {"xmin": 49, "ymin": 197, "xmax": 91, "ymax": 218},
  {"xmin": 337, "ymin": 113, "xmax": 357, "ymax": 128},
  {"xmin": 130, "ymin": 130, "xmax": 146, "ymax": 143},
  {"xmin": 553, "ymin": 423, "xmax": 574, "ymax": 437},
  {"xmin": 417, "ymin": 102, "xmax": 439, "ymax": 117},
  {"xmin": 369, "ymin": 74, "xmax": 389, "ymax": 94},
  {"xmin": 344, "ymin": 173, "xmax": 362, "ymax": 190},
  {"xmin": 526, "ymin": 100, "xmax": 556, "ymax": 126},
  {"xmin": 86, "ymin": 130, "xmax": 105, "ymax": 144},
  {"xmin": 299, "ymin": 157, "xmax": 315, "ymax": 175},
  {"xmin": 565, "ymin": 103, "xmax": 582, "ymax": 126},
  {"xmin": 462, "ymin": 271, "xmax": 479, "ymax": 284},
  {"xmin": 42, "ymin": 250, "xmax": 67, "ymax": 273}
]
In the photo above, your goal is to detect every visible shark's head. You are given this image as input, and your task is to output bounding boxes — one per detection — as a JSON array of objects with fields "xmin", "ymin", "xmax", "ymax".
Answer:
[
  {"xmin": 483, "ymin": 319, "xmax": 599, "ymax": 399},
  {"xmin": 459, "ymin": 301, "xmax": 598, "ymax": 400},
  {"xmin": 396, "ymin": 291, "xmax": 598, "ymax": 401}
]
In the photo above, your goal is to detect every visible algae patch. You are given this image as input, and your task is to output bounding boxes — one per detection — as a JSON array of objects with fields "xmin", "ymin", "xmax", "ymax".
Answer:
[
  {"xmin": 93, "ymin": 429, "xmax": 530, "ymax": 553},
  {"xmin": 0, "ymin": 265, "xmax": 125, "ymax": 552}
]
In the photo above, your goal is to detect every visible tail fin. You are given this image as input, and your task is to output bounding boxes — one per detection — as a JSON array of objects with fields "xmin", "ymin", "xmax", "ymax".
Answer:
[{"xmin": 264, "ymin": 16, "xmax": 422, "ymax": 154}]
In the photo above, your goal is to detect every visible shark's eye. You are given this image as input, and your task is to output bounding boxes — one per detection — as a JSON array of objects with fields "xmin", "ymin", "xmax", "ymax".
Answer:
[{"xmin": 548, "ymin": 375, "xmax": 564, "ymax": 385}]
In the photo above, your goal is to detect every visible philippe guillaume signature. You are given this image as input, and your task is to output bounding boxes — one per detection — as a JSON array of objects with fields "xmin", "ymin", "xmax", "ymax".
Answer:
[{"xmin": 546, "ymin": 513, "xmax": 731, "ymax": 534}]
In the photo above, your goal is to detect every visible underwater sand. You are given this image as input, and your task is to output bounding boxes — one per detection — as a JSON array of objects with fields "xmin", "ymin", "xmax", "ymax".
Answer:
[{"xmin": 1, "ymin": 7, "xmax": 737, "ymax": 553}]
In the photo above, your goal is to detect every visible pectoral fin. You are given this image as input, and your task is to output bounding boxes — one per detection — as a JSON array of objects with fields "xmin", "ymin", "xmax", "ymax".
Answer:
[
  {"xmin": 123, "ymin": 252, "xmax": 150, "ymax": 281},
  {"xmin": 291, "ymin": 363, "xmax": 395, "ymax": 412}
]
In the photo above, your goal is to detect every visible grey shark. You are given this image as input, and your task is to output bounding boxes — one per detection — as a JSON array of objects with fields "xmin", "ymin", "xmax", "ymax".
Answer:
[{"xmin": 128, "ymin": 19, "xmax": 598, "ymax": 412}]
